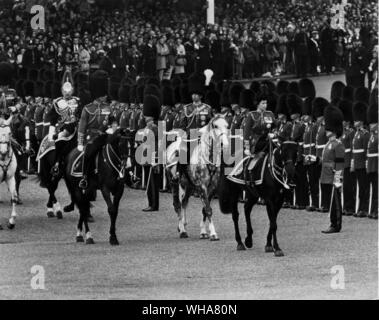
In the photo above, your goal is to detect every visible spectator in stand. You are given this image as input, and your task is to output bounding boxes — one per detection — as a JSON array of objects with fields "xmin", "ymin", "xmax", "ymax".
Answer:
[
  {"xmin": 156, "ymin": 34, "xmax": 169, "ymax": 80},
  {"xmin": 174, "ymin": 37, "xmax": 186, "ymax": 78}
]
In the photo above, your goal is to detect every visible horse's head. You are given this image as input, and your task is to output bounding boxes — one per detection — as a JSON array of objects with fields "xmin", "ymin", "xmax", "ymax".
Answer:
[
  {"xmin": 278, "ymin": 140, "xmax": 298, "ymax": 187},
  {"xmin": 0, "ymin": 125, "xmax": 11, "ymax": 161},
  {"xmin": 207, "ymin": 115, "xmax": 229, "ymax": 150},
  {"xmin": 110, "ymin": 128, "xmax": 130, "ymax": 161}
]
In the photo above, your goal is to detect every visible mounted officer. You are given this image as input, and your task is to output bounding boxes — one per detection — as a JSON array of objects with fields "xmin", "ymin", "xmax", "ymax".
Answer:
[
  {"xmin": 48, "ymin": 69, "xmax": 81, "ymax": 175},
  {"xmin": 77, "ymin": 70, "xmax": 111, "ymax": 189}
]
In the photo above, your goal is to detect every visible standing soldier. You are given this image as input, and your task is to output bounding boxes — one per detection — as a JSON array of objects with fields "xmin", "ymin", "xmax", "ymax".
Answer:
[
  {"xmin": 366, "ymin": 102, "xmax": 378, "ymax": 219},
  {"xmin": 321, "ymin": 105, "xmax": 345, "ymax": 234},
  {"xmin": 77, "ymin": 70, "xmax": 111, "ymax": 189},
  {"xmin": 313, "ymin": 97, "xmax": 329, "ymax": 212},
  {"xmin": 47, "ymin": 70, "xmax": 81, "ymax": 175},
  {"xmin": 345, "ymin": 37, "xmax": 368, "ymax": 88},
  {"xmin": 338, "ymin": 99, "xmax": 356, "ymax": 216},
  {"xmin": 140, "ymin": 94, "xmax": 161, "ymax": 212},
  {"xmin": 351, "ymin": 102, "xmax": 370, "ymax": 217}
]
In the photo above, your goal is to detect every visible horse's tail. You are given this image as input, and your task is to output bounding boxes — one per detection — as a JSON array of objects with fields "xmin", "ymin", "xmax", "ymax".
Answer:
[{"xmin": 218, "ymin": 166, "xmax": 233, "ymax": 214}]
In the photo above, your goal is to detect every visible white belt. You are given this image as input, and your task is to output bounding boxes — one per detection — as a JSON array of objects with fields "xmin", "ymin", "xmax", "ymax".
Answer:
[
  {"xmin": 43, "ymin": 122, "xmax": 50, "ymax": 126},
  {"xmin": 353, "ymin": 149, "xmax": 364, "ymax": 153},
  {"xmin": 303, "ymin": 143, "xmax": 315, "ymax": 148},
  {"xmin": 367, "ymin": 153, "xmax": 378, "ymax": 157},
  {"xmin": 299, "ymin": 142, "xmax": 304, "ymax": 146},
  {"xmin": 35, "ymin": 122, "xmax": 43, "ymax": 126},
  {"xmin": 316, "ymin": 144, "xmax": 325, "ymax": 149},
  {"xmin": 345, "ymin": 148, "xmax": 351, "ymax": 153}
]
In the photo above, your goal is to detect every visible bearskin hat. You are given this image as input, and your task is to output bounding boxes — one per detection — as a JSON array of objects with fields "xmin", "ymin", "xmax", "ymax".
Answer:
[
  {"xmin": 161, "ymin": 79, "xmax": 171, "ymax": 88},
  {"xmin": 89, "ymin": 70, "xmax": 109, "ymax": 99},
  {"xmin": 330, "ymin": 81, "xmax": 345, "ymax": 105},
  {"xmin": 216, "ymin": 80, "xmax": 225, "ymax": 94},
  {"xmin": 312, "ymin": 97, "xmax": 329, "ymax": 119},
  {"xmin": 220, "ymin": 89, "xmax": 230, "ymax": 108},
  {"xmin": 144, "ymin": 84, "xmax": 161, "ymax": 102},
  {"xmin": 43, "ymin": 81, "xmax": 52, "ymax": 98},
  {"xmin": 143, "ymin": 94, "xmax": 161, "ymax": 120},
  {"xmin": 145, "ymin": 77, "xmax": 161, "ymax": 88},
  {"xmin": 249, "ymin": 81, "xmax": 261, "ymax": 96},
  {"xmin": 286, "ymin": 94, "xmax": 303, "ymax": 116},
  {"xmin": 205, "ymin": 90, "xmax": 221, "ymax": 113},
  {"xmin": 337, "ymin": 100, "xmax": 353, "ymax": 123},
  {"xmin": 352, "ymin": 101, "xmax": 368, "ymax": 123},
  {"xmin": 288, "ymin": 81, "xmax": 299, "ymax": 95},
  {"xmin": 342, "ymin": 86, "xmax": 354, "ymax": 101},
  {"xmin": 78, "ymin": 88, "xmax": 92, "ymax": 106},
  {"xmin": 239, "ymin": 89, "xmax": 255, "ymax": 110},
  {"xmin": 276, "ymin": 80, "xmax": 289, "ymax": 95},
  {"xmin": 137, "ymin": 85, "xmax": 145, "ymax": 104},
  {"xmin": 28, "ymin": 69, "xmax": 39, "ymax": 81},
  {"xmin": 173, "ymin": 86, "xmax": 181, "ymax": 105},
  {"xmin": 118, "ymin": 84, "xmax": 130, "ymax": 103},
  {"xmin": 18, "ymin": 67, "xmax": 28, "ymax": 80},
  {"xmin": 229, "ymin": 82, "xmax": 244, "ymax": 105},
  {"xmin": 0, "ymin": 62, "xmax": 14, "ymax": 86},
  {"xmin": 302, "ymin": 97, "xmax": 313, "ymax": 117},
  {"xmin": 262, "ymin": 80, "xmax": 276, "ymax": 94},
  {"xmin": 129, "ymin": 85, "xmax": 137, "ymax": 104},
  {"xmin": 276, "ymin": 94, "xmax": 289, "ymax": 118},
  {"xmin": 108, "ymin": 82, "xmax": 120, "ymax": 101},
  {"xmin": 51, "ymin": 81, "xmax": 61, "ymax": 99},
  {"xmin": 370, "ymin": 88, "xmax": 378, "ymax": 107},
  {"xmin": 15, "ymin": 79, "xmax": 24, "ymax": 97},
  {"xmin": 161, "ymin": 86, "xmax": 174, "ymax": 106},
  {"xmin": 180, "ymin": 85, "xmax": 191, "ymax": 104},
  {"xmin": 367, "ymin": 102, "xmax": 378, "ymax": 125},
  {"xmin": 299, "ymin": 78, "xmax": 316, "ymax": 99},
  {"xmin": 23, "ymin": 80, "xmax": 35, "ymax": 97},
  {"xmin": 35, "ymin": 82, "xmax": 43, "ymax": 98},
  {"xmin": 324, "ymin": 105, "xmax": 344, "ymax": 138},
  {"xmin": 354, "ymin": 86, "xmax": 370, "ymax": 104},
  {"xmin": 136, "ymin": 77, "xmax": 145, "ymax": 87},
  {"xmin": 188, "ymin": 73, "xmax": 206, "ymax": 96}
]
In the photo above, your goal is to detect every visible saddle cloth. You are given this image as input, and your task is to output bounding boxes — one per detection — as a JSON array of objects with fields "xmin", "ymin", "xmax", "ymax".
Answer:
[
  {"xmin": 36, "ymin": 131, "xmax": 76, "ymax": 162},
  {"xmin": 227, "ymin": 154, "xmax": 268, "ymax": 186},
  {"xmin": 69, "ymin": 151, "xmax": 100, "ymax": 178}
]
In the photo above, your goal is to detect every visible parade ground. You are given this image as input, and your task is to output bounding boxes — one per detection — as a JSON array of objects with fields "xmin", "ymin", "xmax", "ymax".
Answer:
[{"xmin": 0, "ymin": 75, "xmax": 378, "ymax": 300}]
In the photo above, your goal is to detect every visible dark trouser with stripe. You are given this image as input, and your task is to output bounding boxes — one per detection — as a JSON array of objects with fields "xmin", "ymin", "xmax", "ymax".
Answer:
[
  {"xmin": 355, "ymin": 168, "xmax": 369, "ymax": 213},
  {"xmin": 329, "ymin": 184, "xmax": 343, "ymax": 231},
  {"xmin": 146, "ymin": 165, "xmax": 159, "ymax": 210},
  {"xmin": 343, "ymin": 168, "xmax": 356, "ymax": 213},
  {"xmin": 321, "ymin": 183, "xmax": 332, "ymax": 210},
  {"xmin": 295, "ymin": 162, "xmax": 309, "ymax": 207},
  {"xmin": 368, "ymin": 172, "xmax": 378, "ymax": 215},
  {"xmin": 305, "ymin": 163, "xmax": 320, "ymax": 208}
]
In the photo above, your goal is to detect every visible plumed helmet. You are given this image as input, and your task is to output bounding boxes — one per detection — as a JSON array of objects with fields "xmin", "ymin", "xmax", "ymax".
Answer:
[
  {"xmin": 89, "ymin": 70, "xmax": 109, "ymax": 99},
  {"xmin": 299, "ymin": 78, "xmax": 316, "ymax": 99},
  {"xmin": 286, "ymin": 94, "xmax": 303, "ymax": 116},
  {"xmin": 367, "ymin": 102, "xmax": 378, "ymax": 125},
  {"xmin": 352, "ymin": 101, "xmax": 368, "ymax": 123},
  {"xmin": 0, "ymin": 62, "xmax": 14, "ymax": 86},
  {"xmin": 161, "ymin": 86, "xmax": 174, "ymax": 106},
  {"xmin": 143, "ymin": 94, "xmax": 161, "ymax": 120},
  {"xmin": 118, "ymin": 84, "xmax": 130, "ymax": 103},
  {"xmin": 342, "ymin": 85, "xmax": 354, "ymax": 101},
  {"xmin": 337, "ymin": 100, "xmax": 353, "ymax": 123},
  {"xmin": 61, "ymin": 69, "xmax": 74, "ymax": 97},
  {"xmin": 205, "ymin": 90, "xmax": 221, "ymax": 113},
  {"xmin": 188, "ymin": 73, "xmax": 206, "ymax": 96},
  {"xmin": 229, "ymin": 82, "xmax": 244, "ymax": 105},
  {"xmin": 276, "ymin": 80, "xmax": 289, "ymax": 95},
  {"xmin": 354, "ymin": 86, "xmax": 370, "ymax": 104},
  {"xmin": 330, "ymin": 81, "xmax": 345, "ymax": 105},
  {"xmin": 324, "ymin": 105, "xmax": 344, "ymax": 138},
  {"xmin": 239, "ymin": 89, "xmax": 255, "ymax": 110},
  {"xmin": 312, "ymin": 97, "xmax": 329, "ymax": 119}
]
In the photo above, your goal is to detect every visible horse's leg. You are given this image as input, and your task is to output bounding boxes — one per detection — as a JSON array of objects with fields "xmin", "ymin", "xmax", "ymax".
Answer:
[
  {"xmin": 200, "ymin": 206, "xmax": 209, "ymax": 239},
  {"xmin": 232, "ymin": 189, "xmax": 245, "ymax": 250},
  {"xmin": 201, "ymin": 188, "xmax": 218, "ymax": 241},
  {"xmin": 7, "ymin": 177, "xmax": 17, "ymax": 229},
  {"xmin": 82, "ymin": 200, "xmax": 94, "ymax": 245},
  {"xmin": 76, "ymin": 200, "xmax": 85, "ymax": 243},
  {"xmin": 244, "ymin": 192, "xmax": 258, "ymax": 249},
  {"xmin": 50, "ymin": 181, "xmax": 63, "ymax": 220},
  {"xmin": 101, "ymin": 186, "xmax": 117, "ymax": 245},
  {"xmin": 63, "ymin": 178, "xmax": 75, "ymax": 213},
  {"xmin": 110, "ymin": 185, "xmax": 124, "ymax": 245},
  {"xmin": 266, "ymin": 200, "xmax": 284, "ymax": 257},
  {"xmin": 46, "ymin": 188, "xmax": 55, "ymax": 218},
  {"xmin": 177, "ymin": 181, "xmax": 189, "ymax": 238}
]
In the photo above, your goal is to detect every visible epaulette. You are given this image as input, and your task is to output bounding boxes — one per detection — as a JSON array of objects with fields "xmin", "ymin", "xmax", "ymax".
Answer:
[{"xmin": 84, "ymin": 101, "xmax": 100, "ymax": 115}]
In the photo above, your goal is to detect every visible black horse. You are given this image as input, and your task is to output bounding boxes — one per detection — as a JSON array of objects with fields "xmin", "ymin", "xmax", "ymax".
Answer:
[
  {"xmin": 64, "ymin": 129, "xmax": 129, "ymax": 245},
  {"xmin": 37, "ymin": 134, "xmax": 77, "ymax": 219},
  {"xmin": 219, "ymin": 138, "xmax": 298, "ymax": 256}
]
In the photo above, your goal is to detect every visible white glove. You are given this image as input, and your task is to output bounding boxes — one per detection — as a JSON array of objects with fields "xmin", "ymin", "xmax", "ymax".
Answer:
[
  {"xmin": 333, "ymin": 170, "xmax": 343, "ymax": 189},
  {"xmin": 25, "ymin": 141, "xmax": 30, "ymax": 151},
  {"xmin": 48, "ymin": 126, "xmax": 55, "ymax": 141},
  {"xmin": 268, "ymin": 133, "xmax": 275, "ymax": 139},
  {"xmin": 77, "ymin": 145, "xmax": 84, "ymax": 152},
  {"xmin": 244, "ymin": 149, "xmax": 252, "ymax": 156}
]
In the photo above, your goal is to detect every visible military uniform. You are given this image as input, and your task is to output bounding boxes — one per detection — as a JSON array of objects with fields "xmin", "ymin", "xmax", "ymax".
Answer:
[
  {"xmin": 315, "ymin": 119, "xmax": 328, "ymax": 210},
  {"xmin": 34, "ymin": 99, "xmax": 45, "ymax": 144},
  {"xmin": 0, "ymin": 86, "xmax": 17, "ymax": 118},
  {"xmin": 367, "ymin": 125, "xmax": 378, "ymax": 219}
]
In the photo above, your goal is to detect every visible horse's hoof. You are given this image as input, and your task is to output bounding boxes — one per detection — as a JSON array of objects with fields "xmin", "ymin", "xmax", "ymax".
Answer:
[
  {"xmin": 56, "ymin": 211, "xmax": 63, "ymax": 220},
  {"xmin": 244, "ymin": 238, "xmax": 253, "ymax": 249},
  {"xmin": 47, "ymin": 211, "xmax": 55, "ymax": 218},
  {"xmin": 274, "ymin": 250, "xmax": 284, "ymax": 257},
  {"xmin": 76, "ymin": 235, "xmax": 84, "ymax": 243},
  {"xmin": 237, "ymin": 243, "xmax": 246, "ymax": 251},
  {"xmin": 7, "ymin": 222, "xmax": 15, "ymax": 230},
  {"xmin": 87, "ymin": 215, "xmax": 95, "ymax": 223},
  {"xmin": 209, "ymin": 235, "xmax": 219, "ymax": 241},
  {"xmin": 85, "ymin": 238, "xmax": 95, "ymax": 245},
  {"xmin": 16, "ymin": 200, "xmax": 23, "ymax": 205},
  {"xmin": 63, "ymin": 204, "xmax": 75, "ymax": 213},
  {"xmin": 200, "ymin": 233, "xmax": 209, "ymax": 240},
  {"xmin": 265, "ymin": 246, "xmax": 274, "ymax": 253},
  {"xmin": 109, "ymin": 236, "xmax": 119, "ymax": 246},
  {"xmin": 180, "ymin": 232, "xmax": 188, "ymax": 239}
]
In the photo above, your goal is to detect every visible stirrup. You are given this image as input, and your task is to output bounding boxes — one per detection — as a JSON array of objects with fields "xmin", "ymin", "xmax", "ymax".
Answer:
[
  {"xmin": 79, "ymin": 177, "xmax": 88, "ymax": 189},
  {"xmin": 51, "ymin": 163, "xmax": 60, "ymax": 176}
]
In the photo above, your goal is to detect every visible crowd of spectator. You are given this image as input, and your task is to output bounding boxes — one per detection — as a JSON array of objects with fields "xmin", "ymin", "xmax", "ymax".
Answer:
[{"xmin": 0, "ymin": 0, "xmax": 377, "ymax": 82}]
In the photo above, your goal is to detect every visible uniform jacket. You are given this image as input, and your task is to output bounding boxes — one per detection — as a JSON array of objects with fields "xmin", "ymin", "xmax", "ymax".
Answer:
[
  {"xmin": 303, "ymin": 122, "xmax": 317, "ymax": 164},
  {"xmin": 366, "ymin": 126, "xmax": 378, "ymax": 173},
  {"xmin": 320, "ymin": 138, "xmax": 345, "ymax": 185},
  {"xmin": 34, "ymin": 103, "xmax": 45, "ymax": 140},
  {"xmin": 340, "ymin": 126, "xmax": 355, "ymax": 168},
  {"xmin": 315, "ymin": 120, "xmax": 327, "ymax": 159},
  {"xmin": 352, "ymin": 127, "xmax": 370, "ymax": 170},
  {"xmin": 179, "ymin": 102, "xmax": 213, "ymax": 132},
  {"xmin": 48, "ymin": 96, "xmax": 81, "ymax": 130}
]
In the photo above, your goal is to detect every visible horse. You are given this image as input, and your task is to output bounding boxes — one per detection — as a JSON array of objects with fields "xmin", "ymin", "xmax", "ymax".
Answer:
[
  {"xmin": 36, "ymin": 132, "xmax": 77, "ymax": 219},
  {"xmin": 0, "ymin": 124, "xmax": 18, "ymax": 230},
  {"xmin": 165, "ymin": 115, "xmax": 229, "ymax": 240},
  {"xmin": 218, "ymin": 137, "xmax": 298, "ymax": 256},
  {"xmin": 64, "ymin": 128, "xmax": 129, "ymax": 245}
]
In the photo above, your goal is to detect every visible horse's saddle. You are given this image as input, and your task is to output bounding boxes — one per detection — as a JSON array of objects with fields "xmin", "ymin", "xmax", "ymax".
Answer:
[
  {"xmin": 69, "ymin": 150, "xmax": 100, "ymax": 178},
  {"xmin": 36, "ymin": 136, "xmax": 55, "ymax": 161},
  {"xmin": 227, "ymin": 153, "xmax": 268, "ymax": 186}
]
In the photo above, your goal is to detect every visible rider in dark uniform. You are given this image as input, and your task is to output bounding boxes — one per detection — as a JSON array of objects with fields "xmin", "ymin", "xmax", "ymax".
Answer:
[{"xmin": 77, "ymin": 70, "xmax": 111, "ymax": 189}]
